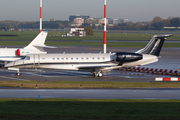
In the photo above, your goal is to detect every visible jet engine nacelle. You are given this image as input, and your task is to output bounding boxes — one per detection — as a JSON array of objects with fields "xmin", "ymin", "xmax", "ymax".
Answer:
[
  {"xmin": 16, "ymin": 49, "xmax": 30, "ymax": 56},
  {"xmin": 115, "ymin": 52, "xmax": 143, "ymax": 62}
]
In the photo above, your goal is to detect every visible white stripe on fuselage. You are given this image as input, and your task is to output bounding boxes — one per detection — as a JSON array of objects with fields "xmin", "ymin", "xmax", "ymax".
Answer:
[{"xmin": 15, "ymin": 53, "xmax": 117, "ymax": 71}]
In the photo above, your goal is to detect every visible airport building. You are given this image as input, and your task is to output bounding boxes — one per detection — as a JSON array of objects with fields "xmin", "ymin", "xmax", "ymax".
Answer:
[
  {"xmin": 66, "ymin": 28, "xmax": 86, "ymax": 37},
  {"xmin": 69, "ymin": 15, "xmax": 129, "ymax": 27},
  {"xmin": 108, "ymin": 19, "xmax": 129, "ymax": 25},
  {"xmin": 69, "ymin": 15, "xmax": 90, "ymax": 27},
  {"xmin": 84, "ymin": 18, "xmax": 108, "ymax": 27}
]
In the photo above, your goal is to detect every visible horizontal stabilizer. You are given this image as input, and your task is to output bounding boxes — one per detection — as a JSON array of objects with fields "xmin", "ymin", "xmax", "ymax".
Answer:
[{"xmin": 33, "ymin": 45, "xmax": 57, "ymax": 48}]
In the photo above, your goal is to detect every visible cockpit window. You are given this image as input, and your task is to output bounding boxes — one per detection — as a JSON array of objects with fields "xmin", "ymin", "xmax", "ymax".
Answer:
[
  {"xmin": 21, "ymin": 56, "xmax": 26, "ymax": 60},
  {"xmin": 25, "ymin": 56, "xmax": 30, "ymax": 60}
]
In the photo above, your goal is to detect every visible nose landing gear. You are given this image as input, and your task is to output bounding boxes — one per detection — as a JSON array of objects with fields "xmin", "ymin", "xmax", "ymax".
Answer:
[{"xmin": 16, "ymin": 72, "xmax": 21, "ymax": 76}]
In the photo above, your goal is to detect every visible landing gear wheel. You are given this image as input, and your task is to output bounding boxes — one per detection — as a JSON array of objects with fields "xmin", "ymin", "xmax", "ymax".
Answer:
[
  {"xmin": 98, "ymin": 72, "xmax": 103, "ymax": 77},
  {"xmin": 92, "ymin": 73, "xmax": 98, "ymax": 77},
  {"xmin": 92, "ymin": 72, "xmax": 103, "ymax": 77}
]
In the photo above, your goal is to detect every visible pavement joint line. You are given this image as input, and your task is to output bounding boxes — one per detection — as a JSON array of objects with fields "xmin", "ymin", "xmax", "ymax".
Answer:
[{"xmin": 0, "ymin": 76, "xmax": 30, "ymax": 81}]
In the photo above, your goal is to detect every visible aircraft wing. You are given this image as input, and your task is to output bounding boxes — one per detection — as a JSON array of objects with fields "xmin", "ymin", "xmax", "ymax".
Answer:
[
  {"xmin": 0, "ymin": 59, "xmax": 13, "ymax": 64},
  {"xmin": 0, "ymin": 59, "xmax": 12, "ymax": 62},
  {"xmin": 78, "ymin": 66, "xmax": 109, "ymax": 71},
  {"xmin": 78, "ymin": 64, "xmax": 122, "ymax": 71},
  {"xmin": 0, "ymin": 57, "xmax": 21, "ymax": 62}
]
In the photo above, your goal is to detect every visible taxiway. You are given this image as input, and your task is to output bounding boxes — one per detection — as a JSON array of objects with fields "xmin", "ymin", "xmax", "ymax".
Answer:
[{"xmin": 1, "ymin": 88, "xmax": 180, "ymax": 99}]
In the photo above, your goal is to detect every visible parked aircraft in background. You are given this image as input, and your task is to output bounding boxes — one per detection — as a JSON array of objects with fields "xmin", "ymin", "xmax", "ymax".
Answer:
[
  {"xmin": 5, "ymin": 34, "xmax": 172, "ymax": 77},
  {"xmin": 0, "ymin": 31, "xmax": 54, "ymax": 66}
]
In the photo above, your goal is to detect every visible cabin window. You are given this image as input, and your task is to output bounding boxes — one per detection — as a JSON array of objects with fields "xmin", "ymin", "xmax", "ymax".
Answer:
[
  {"xmin": 21, "ymin": 56, "xmax": 26, "ymax": 60},
  {"xmin": 86, "ymin": 58, "xmax": 89, "ymax": 60},
  {"xmin": 103, "ymin": 57, "xmax": 105, "ymax": 60},
  {"xmin": 62, "ymin": 58, "xmax": 64, "ymax": 60},
  {"xmin": 71, "ymin": 58, "xmax": 73, "ymax": 60},
  {"xmin": 76, "ymin": 58, "xmax": 78, "ymax": 60},
  {"xmin": 92, "ymin": 57, "xmax": 95, "ymax": 60},
  {"xmin": 53, "ymin": 58, "xmax": 55, "ymax": 60},
  {"xmin": 25, "ymin": 56, "xmax": 30, "ymax": 60},
  {"xmin": 98, "ymin": 58, "xmax": 100, "ymax": 60},
  {"xmin": 66, "ymin": 58, "xmax": 68, "ymax": 60},
  {"xmin": 82, "ymin": 58, "xmax": 84, "ymax": 60},
  {"xmin": 57, "ymin": 58, "xmax": 59, "ymax": 60}
]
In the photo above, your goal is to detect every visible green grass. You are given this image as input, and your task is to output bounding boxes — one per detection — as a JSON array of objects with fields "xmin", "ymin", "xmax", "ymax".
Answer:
[
  {"xmin": 0, "ymin": 30, "xmax": 180, "ymax": 41},
  {"xmin": 0, "ymin": 99, "xmax": 180, "ymax": 120},
  {"xmin": 0, "ymin": 31, "xmax": 39, "ymax": 40},
  {"xmin": 0, "ymin": 30, "xmax": 179, "ymax": 47},
  {"xmin": 1, "ymin": 81, "xmax": 180, "ymax": 88},
  {"xmin": 0, "ymin": 40, "xmax": 179, "ymax": 47},
  {"xmin": 46, "ymin": 41, "xmax": 180, "ymax": 47}
]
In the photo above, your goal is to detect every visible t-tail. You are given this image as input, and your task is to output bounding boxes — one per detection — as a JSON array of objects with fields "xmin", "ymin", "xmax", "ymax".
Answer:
[
  {"xmin": 23, "ymin": 31, "xmax": 55, "ymax": 52},
  {"xmin": 135, "ymin": 34, "xmax": 172, "ymax": 56}
]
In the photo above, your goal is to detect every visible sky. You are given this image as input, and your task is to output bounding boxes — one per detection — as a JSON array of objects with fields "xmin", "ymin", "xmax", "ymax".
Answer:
[{"xmin": 0, "ymin": 0, "xmax": 180, "ymax": 22}]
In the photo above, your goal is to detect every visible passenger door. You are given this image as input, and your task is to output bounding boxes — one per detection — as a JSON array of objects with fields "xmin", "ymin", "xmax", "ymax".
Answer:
[{"xmin": 34, "ymin": 54, "xmax": 40, "ymax": 66}]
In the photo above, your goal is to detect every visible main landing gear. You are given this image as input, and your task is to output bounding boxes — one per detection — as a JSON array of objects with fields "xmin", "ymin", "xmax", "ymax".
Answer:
[{"xmin": 92, "ymin": 72, "xmax": 103, "ymax": 77}]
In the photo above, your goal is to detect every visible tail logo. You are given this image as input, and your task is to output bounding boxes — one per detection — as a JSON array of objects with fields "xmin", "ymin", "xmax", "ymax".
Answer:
[{"xmin": 150, "ymin": 39, "xmax": 160, "ymax": 54}]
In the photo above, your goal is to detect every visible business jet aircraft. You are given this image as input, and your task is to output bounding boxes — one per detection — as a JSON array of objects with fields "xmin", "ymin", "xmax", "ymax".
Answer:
[
  {"xmin": 0, "ymin": 31, "xmax": 54, "ymax": 66},
  {"xmin": 5, "ymin": 34, "xmax": 171, "ymax": 77}
]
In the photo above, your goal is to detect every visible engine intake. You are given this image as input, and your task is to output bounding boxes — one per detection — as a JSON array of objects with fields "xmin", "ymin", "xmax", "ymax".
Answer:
[
  {"xmin": 16, "ymin": 49, "xmax": 30, "ymax": 56},
  {"xmin": 16, "ymin": 49, "xmax": 20, "ymax": 56},
  {"xmin": 115, "ymin": 52, "xmax": 143, "ymax": 62}
]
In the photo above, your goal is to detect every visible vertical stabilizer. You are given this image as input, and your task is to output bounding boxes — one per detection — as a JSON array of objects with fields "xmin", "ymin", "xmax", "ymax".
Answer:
[
  {"xmin": 23, "ymin": 31, "xmax": 48, "ymax": 51},
  {"xmin": 136, "ymin": 34, "xmax": 172, "ymax": 56}
]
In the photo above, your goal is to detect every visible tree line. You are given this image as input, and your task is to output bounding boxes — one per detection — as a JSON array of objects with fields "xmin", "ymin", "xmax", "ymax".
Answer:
[
  {"xmin": 1, "ymin": 17, "xmax": 180, "ymax": 31},
  {"xmin": 109, "ymin": 17, "xmax": 180, "ymax": 30},
  {"xmin": 0, "ymin": 20, "xmax": 70, "ymax": 30}
]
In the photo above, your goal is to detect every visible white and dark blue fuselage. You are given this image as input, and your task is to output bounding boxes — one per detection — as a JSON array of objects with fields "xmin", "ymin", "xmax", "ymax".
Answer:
[
  {"xmin": 5, "ymin": 34, "xmax": 171, "ymax": 77},
  {"xmin": 6, "ymin": 52, "xmax": 158, "ymax": 76}
]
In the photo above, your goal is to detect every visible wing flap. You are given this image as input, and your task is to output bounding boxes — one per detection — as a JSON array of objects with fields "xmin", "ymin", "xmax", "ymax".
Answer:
[{"xmin": 78, "ymin": 64, "xmax": 122, "ymax": 71}]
